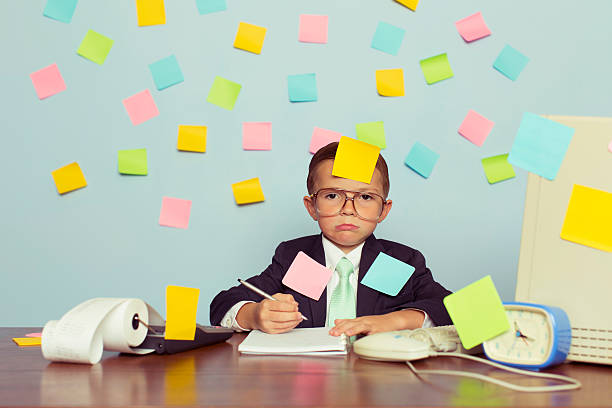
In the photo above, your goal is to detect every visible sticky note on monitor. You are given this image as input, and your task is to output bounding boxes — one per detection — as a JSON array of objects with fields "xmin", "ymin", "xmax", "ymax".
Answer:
[
  {"xmin": 77, "ymin": 29, "xmax": 113, "ymax": 65},
  {"xmin": 43, "ymin": 0, "xmax": 77, "ymax": 23},
  {"xmin": 561, "ymin": 185, "xmax": 612, "ymax": 252},
  {"xmin": 149, "ymin": 55, "xmax": 184, "ymax": 90},
  {"xmin": 123, "ymin": 90, "xmax": 159, "ymax": 126},
  {"xmin": 118, "ymin": 149, "xmax": 147, "ymax": 175},
  {"xmin": 356, "ymin": 121, "xmax": 386, "ymax": 148},
  {"xmin": 299, "ymin": 14, "xmax": 328, "ymax": 44},
  {"xmin": 443, "ymin": 275, "xmax": 510, "ymax": 350},
  {"xmin": 332, "ymin": 136, "xmax": 380, "ymax": 184},
  {"xmin": 455, "ymin": 12, "xmax": 491, "ymax": 42},
  {"xmin": 376, "ymin": 69, "xmax": 404, "ymax": 97},
  {"xmin": 30, "ymin": 63, "xmax": 66, "ymax": 100},
  {"xmin": 458, "ymin": 110, "xmax": 494, "ymax": 147},
  {"xmin": 51, "ymin": 162, "xmax": 87, "ymax": 194},
  {"xmin": 136, "ymin": 0, "xmax": 166, "ymax": 26},
  {"xmin": 361, "ymin": 253, "xmax": 414, "ymax": 296},
  {"xmin": 493, "ymin": 45, "xmax": 529, "ymax": 81},
  {"xmin": 288, "ymin": 73, "xmax": 317, "ymax": 102},
  {"xmin": 232, "ymin": 178, "xmax": 265, "ymax": 204},
  {"xmin": 404, "ymin": 142, "xmax": 439, "ymax": 178},
  {"xmin": 233, "ymin": 22, "xmax": 267, "ymax": 54},
  {"xmin": 177, "ymin": 125, "xmax": 207, "ymax": 152},
  {"xmin": 371, "ymin": 22, "xmax": 405, "ymax": 56},
  {"xmin": 282, "ymin": 252, "xmax": 333, "ymax": 301},
  {"xmin": 159, "ymin": 197, "xmax": 192, "ymax": 229},
  {"xmin": 243, "ymin": 122, "xmax": 272, "ymax": 150},
  {"xmin": 481, "ymin": 154, "xmax": 515, "ymax": 184},
  {"xmin": 395, "ymin": 0, "xmax": 419, "ymax": 12},
  {"xmin": 196, "ymin": 0, "xmax": 226, "ymax": 15},
  {"xmin": 207, "ymin": 76, "xmax": 241, "ymax": 110},
  {"xmin": 420, "ymin": 53, "xmax": 453, "ymax": 84},
  {"xmin": 310, "ymin": 127, "xmax": 342, "ymax": 154},
  {"xmin": 165, "ymin": 285, "xmax": 200, "ymax": 340}
]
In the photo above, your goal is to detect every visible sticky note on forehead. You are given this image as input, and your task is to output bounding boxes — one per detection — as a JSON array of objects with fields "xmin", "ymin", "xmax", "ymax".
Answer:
[
  {"xmin": 332, "ymin": 136, "xmax": 380, "ymax": 184},
  {"xmin": 443, "ymin": 275, "xmax": 510, "ymax": 350},
  {"xmin": 282, "ymin": 252, "xmax": 333, "ymax": 301},
  {"xmin": 165, "ymin": 285, "xmax": 200, "ymax": 340}
]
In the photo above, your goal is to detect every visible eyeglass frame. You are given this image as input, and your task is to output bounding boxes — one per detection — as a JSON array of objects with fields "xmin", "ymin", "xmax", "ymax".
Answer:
[{"xmin": 309, "ymin": 188, "xmax": 389, "ymax": 221}]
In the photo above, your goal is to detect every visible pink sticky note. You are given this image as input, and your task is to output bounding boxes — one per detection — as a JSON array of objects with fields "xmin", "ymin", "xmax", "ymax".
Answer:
[
  {"xmin": 299, "ymin": 14, "xmax": 328, "ymax": 44},
  {"xmin": 458, "ymin": 110, "xmax": 495, "ymax": 146},
  {"xmin": 608, "ymin": 139, "xmax": 612, "ymax": 153},
  {"xmin": 122, "ymin": 90, "xmax": 159, "ymax": 125},
  {"xmin": 282, "ymin": 251, "xmax": 333, "ymax": 301},
  {"xmin": 159, "ymin": 196, "xmax": 192, "ymax": 229},
  {"xmin": 309, "ymin": 127, "xmax": 342, "ymax": 154},
  {"xmin": 30, "ymin": 63, "xmax": 66, "ymax": 100},
  {"xmin": 455, "ymin": 12, "xmax": 491, "ymax": 42},
  {"xmin": 26, "ymin": 332, "xmax": 42, "ymax": 338},
  {"xmin": 243, "ymin": 122, "xmax": 272, "ymax": 150}
]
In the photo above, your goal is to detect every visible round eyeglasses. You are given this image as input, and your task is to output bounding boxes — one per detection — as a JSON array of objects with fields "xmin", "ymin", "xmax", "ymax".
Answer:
[{"xmin": 310, "ymin": 188, "xmax": 387, "ymax": 221}]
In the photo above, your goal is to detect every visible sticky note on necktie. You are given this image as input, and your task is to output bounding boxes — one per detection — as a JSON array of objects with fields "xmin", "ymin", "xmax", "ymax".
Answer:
[
  {"xmin": 443, "ymin": 275, "xmax": 510, "ymax": 350},
  {"xmin": 77, "ymin": 29, "xmax": 113, "ymax": 65},
  {"xmin": 332, "ymin": 136, "xmax": 380, "ymax": 184},
  {"xmin": 371, "ymin": 22, "xmax": 405, "ymax": 56},
  {"xmin": 361, "ymin": 253, "xmax": 415, "ymax": 296},
  {"xmin": 493, "ymin": 45, "xmax": 529, "ymax": 81},
  {"xmin": 481, "ymin": 154, "xmax": 515, "ymax": 184},
  {"xmin": 177, "ymin": 125, "xmax": 207, "ymax": 152},
  {"xmin": 458, "ymin": 110, "xmax": 495, "ymax": 147},
  {"xmin": 52, "ymin": 162, "xmax": 87, "ymax": 194},
  {"xmin": 310, "ymin": 127, "xmax": 342, "ymax": 154},
  {"xmin": 30, "ymin": 63, "xmax": 66, "ymax": 100},
  {"xmin": 233, "ymin": 22, "xmax": 267, "ymax": 54},
  {"xmin": 149, "ymin": 55, "xmax": 184, "ymax": 90},
  {"xmin": 136, "ymin": 0, "xmax": 166, "ymax": 26},
  {"xmin": 404, "ymin": 142, "xmax": 439, "ymax": 178},
  {"xmin": 118, "ymin": 149, "xmax": 147, "ymax": 175},
  {"xmin": 376, "ymin": 69, "xmax": 404, "ymax": 97},
  {"xmin": 13, "ymin": 337, "xmax": 42, "ymax": 346},
  {"xmin": 165, "ymin": 285, "xmax": 200, "ymax": 340},
  {"xmin": 232, "ymin": 178, "xmax": 265, "ymax": 204},
  {"xmin": 420, "ymin": 53, "xmax": 453, "ymax": 84},
  {"xmin": 298, "ymin": 14, "xmax": 328, "ymax": 44},
  {"xmin": 43, "ymin": 0, "xmax": 78, "ymax": 23},
  {"xmin": 561, "ymin": 185, "xmax": 612, "ymax": 252},
  {"xmin": 207, "ymin": 76, "xmax": 242, "ymax": 110},
  {"xmin": 288, "ymin": 73, "xmax": 318, "ymax": 102},
  {"xmin": 122, "ymin": 90, "xmax": 159, "ymax": 126},
  {"xmin": 242, "ymin": 122, "xmax": 272, "ymax": 150},
  {"xmin": 159, "ymin": 197, "xmax": 192, "ymax": 229},
  {"xmin": 356, "ymin": 121, "xmax": 386, "ymax": 148},
  {"xmin": 395, "ymin": 0, "xmax": 419, "ymax": 11},
  {"xmin": 455, "ymin": 12, "xmax": 491, "ymax": 42},
  {"xmin": 196, "ymin": 0, "xmax": 227, "ymax": 15},
  {"xmin": 282, "ymin": 252, "xmax": 333, "ymax": 301}
]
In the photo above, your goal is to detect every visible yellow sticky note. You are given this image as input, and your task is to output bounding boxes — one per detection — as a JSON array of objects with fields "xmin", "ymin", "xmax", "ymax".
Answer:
[
  {"xmin": 233, "ymin": 22, "xmax": 267, "ymax": 54},
  {"xmin": 51, "ymin": 162, "xmax": 87, "ymax": 194},
  {"xmin": 376, "ymin": 69, "xmax": 404, "ymax": 97},
  {"xmin": 232, "ymin": 177, "xmax": 265, "ymax": 205},
  {"xmin": 332, "ymin": 136, "xmax": 380, "ymax": 184},
  {"xmin": 13, "ymin": 337, "xmax": 42, "ymax": 346},
  {"xmin": 177, "ymin": 125, "xmax": 207, "ymax": 152},
  {"xmin": 560, "ymin": 185, "xmax": 612, "ymax": 252},
  {"xmin": 165, "ymin": 285, "xmax": 200, "ymax": 340},
  {"xmin": 395, "ymin": 0, "xmax": 419, "ymax": 11},
  {"xmin": 136, "ymin": 0, "xmax": 166, "ymax": 26}
]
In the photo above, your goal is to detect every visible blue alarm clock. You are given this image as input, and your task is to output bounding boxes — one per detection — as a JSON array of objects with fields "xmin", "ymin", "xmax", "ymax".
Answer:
[{"xmin": 482, "ymin": 302, "xmax": 572, "ymax": 370}]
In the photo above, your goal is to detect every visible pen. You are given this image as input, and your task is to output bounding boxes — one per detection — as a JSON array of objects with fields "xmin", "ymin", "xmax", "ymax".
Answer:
[{"xmin": 237, "ymin": 279, "xmax": 308, "ymax": 321}]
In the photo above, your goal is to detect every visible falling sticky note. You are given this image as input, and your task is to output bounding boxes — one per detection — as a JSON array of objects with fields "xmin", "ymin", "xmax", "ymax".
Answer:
[
  {"xmin": 51, "ymin": 162, "xmax": 87, "ymax": 194},
  {"xmin": 232, "ymin": 178, "xmax": 265, "ymax": 205},
  {"xmin": 243, "ymin": 122, "xmax": 272, "ymax": 150},
  {"xmin": 196, "ymin": 0, "xmax": 226, "ymax": 14},
  {"xmin": 159, "ymin": 197, "xmax": 192, "ymax": 229},
  {"xmin": 30, "ymin": 63, "xmax": 66, "ymax": 100},
  {"xmin": 77, "ymin": 29, "xmax": 113, "ymax": 65},
  {"xmin": 123, "ymin": 90, "xmax": 159, "ymax": 125},
  {"xmin": 298, "ymin": 14, "xmax": 328, "ymax": 43},
  {"xmin": 561, "ymin": 185, "xmax": 612, "ymax": 252},
  {"xmin": 43, "ymin": 0, "xmax": 78, "ymax": 23},
  {"xmin": 395, "ymin": 0, "xmax": 419, "ymax": 11},
  {"xmin": 118, "ymin": 149, "xmax": 147, "ymax": 175},
  {"xmin": 404, "ymin": 142, "xmax": 439, "ymax": 178},
  {"xmin": 458, "ymin": 110, "xmax": 495, "ymax": 147},
  {"xmin": 443, "ymin": 275, "xmax": 510, "ymax": 350},
  {"xmin": 455, "ymin": 12, "xmax": 491, "ymax": 42},
  {"xmin": 288, "ymin": 73, "xmax": 317, "ymax": 102},
  {"xmin": 310, "ymin": 127, "xmax": 342, "ymax": 154},
  {"xmin": 371, "ymin": 22, "xmax": 405, "ymax": 56},
  {"xmin": 481, "ymin": 154, "xmax": 515, "ymax": 184},
  {"xmin": 493, "ymin": 45, "xmax": 529, "ymax": 81},
  {"xmin": 149, "ymin": 55, "xmax": 184, "ymax": 90},
  {"xmin": 26, "ymin": 332, "xmax": 42, "ymax": 338},
  {"xmin": 165, "ymin": 285, "xmax": 200, "ymax": 340},
  {"xmin": 13, "ymin": 337, "xmax": 42, "ymax": 347},
  {"xmin": 282, "ymin": 252, "xmax": 333, "ymax": 301},
  {"xmin": 136, "ymin": 0, "xmax": 166, "ymax": 26},
  {"xmin": 376, "ymin": 69, "xmax": 404, "ymax": 97},
  {"xmin": 508, "ymin": 112, "xmax": 574, "ymax": 180},
  {"xmin": 361, "ymin": 253, "xmax": 415, "ymax": 296},
  {"xmin": 356, "ymin": 121, "xmax": 386, "ymax": 148},
  {"xmin": 332, "ymin": 136, "xmax": 380, "ymax": 184},
  {"xmin": 177, "ymin": 125, "xmax": 207, "ymax": 152},
  {"xmin": 207, "ymin": 76, "xmax": 241, "ymax": 110},
  {"xmin": 233, "ymin": 22, "xmax": 267, "ymax": 54},
  {"xmin": 420, "ymin": 53, "xmax": 454, "ymax": 84}
]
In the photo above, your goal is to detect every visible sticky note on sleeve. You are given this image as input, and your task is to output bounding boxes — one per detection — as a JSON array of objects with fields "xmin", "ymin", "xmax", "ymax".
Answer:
[
  {"xmin": 52, "ymin": 162, "xmax": 87, "ymax": 194},
  {"xmin": 282, "ymin": 252, "xmax": 333, "ymax": 301},
  {"xmin": 232, "ymin": 178, "xmax": 265, "ymax": 204},
  {"xmin": 165, "ymin": 285, "xmax": 200, "ymax": 340},
  {"xmin": 361, "ymin": 253, "xmax": 414, "ymax": 296},
  {"xmin": 332, "ymin": 136, "xmax": 380, "ymax": 184}
]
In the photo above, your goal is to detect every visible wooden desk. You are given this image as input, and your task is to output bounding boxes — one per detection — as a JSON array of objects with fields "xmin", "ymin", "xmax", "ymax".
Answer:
[{"xmin": 2, "ymin": 328, "xmax": 611, "ymax": 407}]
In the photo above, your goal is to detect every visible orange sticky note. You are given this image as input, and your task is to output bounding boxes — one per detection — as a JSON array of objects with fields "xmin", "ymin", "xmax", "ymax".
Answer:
[
  {"xmin": 51, "ymin": 162, "xmax": 87, "ymax": 194},
  {"xmin": 395, "ymin": 0, "xmax": 419, "ymax": 11},
  {"xmin": 177, "ymin": 125, "xmax": 207, "ymax": 152},
  {"xmin": 561, "ymin": 185, "xmax": 612, "ymax": 252},
  {"xmin": 233, "ymin": 22, "xmax": 267, "ymax": 54},
  {"xmin": 165, "ymin": 285, "xmax": 200, "ymax": 340},
  {"xmin": 332, "ymin": 136, "xmax": 380, "ymax": 184},
  {"xmin": 375, "ymin": 69, "xmax": 404, "ymax": 97},
  {"xmin": 232, "ymin": 177, "xmax": 265, "ymax": 204},
  {"xmin": 136, "ymin": 0, "xmax": 166, "ymax": 26},
  {"xmin": 13, "ymin": 337, "xmax": 42, "ymax": 346}
]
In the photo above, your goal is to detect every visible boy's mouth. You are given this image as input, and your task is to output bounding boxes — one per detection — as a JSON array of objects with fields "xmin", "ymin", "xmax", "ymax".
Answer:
[{"xmin": 336, "ymin": 224, "xmax": 358, "ymax": 231}]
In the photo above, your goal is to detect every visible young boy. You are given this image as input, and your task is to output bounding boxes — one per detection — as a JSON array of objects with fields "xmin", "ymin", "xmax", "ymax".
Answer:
[{"xmin": 210, "ymin": 142, "xmax": 452, "ymax": 337}]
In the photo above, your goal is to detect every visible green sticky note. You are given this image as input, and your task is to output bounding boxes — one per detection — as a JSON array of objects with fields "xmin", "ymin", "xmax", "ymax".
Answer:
[
  {"xmin": 481, "ymin": 154, "xmax": 515, "ymax": 184},
  {"xmin": 118, "ymin": 149, "xmax": 147, "ymax": 175},
  {"xmin": 420, "ymin": 53, "xmax": 454, "ymax": 84},
  {"xmin": 77, "ymin": 29, "xmax": 114, "ymax": 65},
  {"xmin": 355, "ymin": 121, "xmax": 386, "ymax": 148},
  {"xmin": 443, "ymin": 275, "xmax": 510, "ymax": 349},
  {"xmin": 206, "ymin": 76, "xmax": 242, "ymax": 110}
]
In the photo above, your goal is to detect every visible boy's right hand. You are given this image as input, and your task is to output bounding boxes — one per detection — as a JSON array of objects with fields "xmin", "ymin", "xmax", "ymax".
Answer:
[{"xmin": 237, "ymin": 294, "xmax": 304, "ymax": 334}]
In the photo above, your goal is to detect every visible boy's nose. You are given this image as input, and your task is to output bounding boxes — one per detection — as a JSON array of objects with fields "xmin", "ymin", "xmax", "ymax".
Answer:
[{"xmin": 340, "ymin": 196, "xmax": 357, "ymax": 215}]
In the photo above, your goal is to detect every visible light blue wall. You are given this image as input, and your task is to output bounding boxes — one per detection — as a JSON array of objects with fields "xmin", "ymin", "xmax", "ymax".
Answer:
[{"xmin": 2, "ymin": 0, "xmax": 610, "ymax": 325}]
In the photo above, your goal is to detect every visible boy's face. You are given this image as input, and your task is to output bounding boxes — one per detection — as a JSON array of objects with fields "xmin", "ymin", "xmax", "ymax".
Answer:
[{"xmin": 303, "ymin": 159, "xmax": 392, "ymax": 254}]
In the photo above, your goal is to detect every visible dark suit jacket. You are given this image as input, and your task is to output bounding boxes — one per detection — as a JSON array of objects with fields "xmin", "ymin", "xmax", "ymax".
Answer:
[{"xmin": 209, "ymin": 234, "xmax": 452, "ymax": 327}]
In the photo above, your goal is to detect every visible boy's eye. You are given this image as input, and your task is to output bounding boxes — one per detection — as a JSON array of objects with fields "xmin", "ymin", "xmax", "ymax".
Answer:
[
  {"xmin": 359, "ymin": 194, "xmax": 373, "ymax": 201},
  {"xmin": 324, "ymin": 193, "xmax": 338, "ymax": 200}
]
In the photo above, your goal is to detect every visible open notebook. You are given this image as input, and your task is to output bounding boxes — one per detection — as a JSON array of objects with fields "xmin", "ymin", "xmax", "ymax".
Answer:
[{"xmin": 238, "ymin": 327, "xmax": 348, "ymax": 355}]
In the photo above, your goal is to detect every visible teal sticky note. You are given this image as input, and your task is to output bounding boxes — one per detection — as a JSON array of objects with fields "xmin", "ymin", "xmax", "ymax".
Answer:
[
  {"xmin": 404, "ymin": 142, "xmax": 439, "ymax": 178},
  {"xmin": 288, "ymin": 73, "xmax": 317, "ymax": 102},
  {"xmin": 361, "ymin": 253, "xmax": 415, "ymax": 296},
  {"xmin": 508, "ymin": 113, "xmax": 574, "ymax": 180},
  {"xmin": 371, "ymin": 22, "xmax": 405, "ymax": 56},
  {"xmin": 118, "ymin": 149, "xmax": 147, "ymax": 175},
  {"xmin": 196, "ymin": 0, "xmax": 227, "ymax": 14},
  {"xmin": 149, "ymin": 55, "xmax": 184, "ymax": 91},
  {"xmin": 43, "ymin": 0, "xmax": 78, "ymax": 23},
  {"xmin": 493, "ymin": 45, "xmax": 529, "ymax": 81}
]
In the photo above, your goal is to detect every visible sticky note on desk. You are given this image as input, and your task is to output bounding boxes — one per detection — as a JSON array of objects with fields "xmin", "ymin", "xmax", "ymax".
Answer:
[
  {"xmin": 13, "ymin": 337, "xmax": 42, "ymax": 346},
  {"xmin": 207, "ymin": 76, "xmax": 242, "ymax": 110},
  {"xmin": 232, "ymin": 177, "xmax": 265, "ymax": 204},
  {"xmin": 481, "ymin": 154, "xmax": 515, "ymax": 184},
  {"xmin": 561, "ymin": 185, "xmax": 612, "ymax": 252},
  {"xmin": 356, "ymin": 121, "xmax": 386, "ymax": 148},
  {"xmin": 282, "ymin": 252, "xmax": 332, "ymax": 301},
  {"xmin": 332, "ymin": 136, "xmax": 380, "ymax": 184},
  {"xmin": 493, "ymin": 45, "xmax": 528, "ymax": 81},
  {"xmin": 77, "ymin": 30, "xmax": 113, "ymax": 65},
  {"xmin": 118, "ymin": 149, "xmax": 147, "ymax": 175},
  {"xmin": 455, "ymin": 12, "xmax": 491, "ymax": 42},
  {"xmin": 233, "ymin": 22, "xmax": 267, "ymax": 54},
  {"xmin": 443, "ymin": 275, "xmax": 510, "ymax": 350},
  {"xmin": 136, "ymin": 0, "xmax": 166, "ymax": 26},
  {"xmin": 52, "ymin": 162, "xmax": 87, "ymax": 194},
  {"xmin": 361, "ymin": 253, "xmax": 414, "ymax": 296},
  {"xmin": 420, "ymin": 53, "xmax": 453, "ymax": 84},
  {"xmin": 165, "ymin": 285, "xmax": 200, "ymax": 340},
  {"xmin": 371, "ymin": 22, "xmax": 405, "ymax": 56},
  {"xmin": 30, "ymin": 63, "xmax": 66, "ymax": 100},
  {"xmin": 43, "ymin": 0, "xmax": 77, "ymax": 23}
]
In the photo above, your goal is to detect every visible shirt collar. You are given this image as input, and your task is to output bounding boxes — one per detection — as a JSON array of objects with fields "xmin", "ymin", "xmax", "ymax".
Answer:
[{"xmin": 321, "ymin": 234, "xmax": 364, "ymax": 273}]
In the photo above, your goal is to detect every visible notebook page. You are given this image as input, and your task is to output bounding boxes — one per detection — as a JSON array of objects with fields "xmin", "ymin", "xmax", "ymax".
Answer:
[{"xmin": 238, "ymin": 327, "xmax": 347, "ymax": 354}]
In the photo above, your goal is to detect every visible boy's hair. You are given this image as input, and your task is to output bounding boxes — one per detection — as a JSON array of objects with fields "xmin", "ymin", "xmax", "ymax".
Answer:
[{"xmin": 307, "ymin": 142, "xmax": 390, "ymax": 198}]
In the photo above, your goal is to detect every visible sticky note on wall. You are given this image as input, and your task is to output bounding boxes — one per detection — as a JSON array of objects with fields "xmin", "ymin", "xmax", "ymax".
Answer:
[
  {"xmin": 43, "ymin": 0, "xmax": 78, "ymax": 23},
  {"xmin": 481, "ymin": 154, "xmax": 515, "ymax": 184},
  {"xmin": 118, "ymin": 149, "xmax": 147, "ymax": 175},
  {"xmin": 233, "ymin": 22, "xmax": 267, "ymax": 54},
  {"xmin": 561, "ymin": 185, "xmax": 612, "ymax": 252},
  {"xmin": 77, "ymin": 29, "xmax": 113, "ymax": 65},
  {"xmin": 149, "ymin": 55, "xmax": 184, "ymax": 90},
  {"xmin": 51, "ymin": 162, "xmax": 87, "ymax": 194},
  {"xmin": 196, "ymin": 0, "xmax": 227, "ymax": 14},
  {"xmin": 395, "ymin": 0, "xmax": 419, "ymax": 11},
  {"xmin": 309, "ymin": 127, "xmax": 342, "ymax": 154},
  {"xmin": 30, "ymin": 63, "xmax": 66, "ymax": 100},
  {"xmin": 207, "ymin": 76, "xmax": 242, "ymax": 110},
  {"xmin": 404, "ymin": 142, "xmax": 439, "ymax": 178},
  {"xmin": 493, "ymin": 45, "xmax": 529, "ymax": 81},
  {"xmin": 299, "ymin": 14, "xmax": 328, "ymax": 44},
  {"xmin": 159, "ymin": 197, "xmax": 192, "ymax": 229},
  {"xmin": 232, "ymin": 178, "xmax": 265, "ymax": 204},
  {"xmin": 136, "ymin": 0, "xmax": 166, "ymax": 26},
  {"xmin": 122, "ymin": 90, "xmax": 159, "ymax": 126},
  {"xmin": 332, "ymin": 136, "xmax": 380, "ymax": 184},
  {"xmin": 356, "ymin": 121, "xmax": 386, "ymax": 148},
  {"xmin": 165, "ymin": 285, "xmax": 200, "ymax": 340},
  {"xmin": 371, "ymin": 22, "xmax": 405, "ymax": 56},
  {"xmin": 458, "ymin": 110, "xmax": 495, "ymax": 147},
  {"xmin": 455, "ymin": 12, "xmax": 491, "ymax": 42},
  {"xmin": 177, "ymin": 125, "xmax": 207, "ymax": 152},
  {"xmin": 375, "ymin": 69, "xmax": 404, "ymax": 97},
  {"xmin": 242, "ymin": 122, "xmax": 272, "ymax": 150}
]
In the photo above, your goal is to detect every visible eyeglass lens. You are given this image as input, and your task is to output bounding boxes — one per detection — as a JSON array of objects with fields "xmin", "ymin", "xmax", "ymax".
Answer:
[{"xmin": 314, "ymin": 189, "xmax": 383, "ymax": 220}]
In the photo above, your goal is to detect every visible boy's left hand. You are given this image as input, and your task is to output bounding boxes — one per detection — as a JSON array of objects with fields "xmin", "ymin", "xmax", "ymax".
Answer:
[{"xmin": 328, "ymin": 309, "xmax": 425, "ymax": 337}]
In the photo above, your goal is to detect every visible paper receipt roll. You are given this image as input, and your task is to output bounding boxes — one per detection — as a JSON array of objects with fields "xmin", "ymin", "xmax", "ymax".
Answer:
[{"xmin": 42, "ymin": 298, "xmax": 164, "ymax": 364}]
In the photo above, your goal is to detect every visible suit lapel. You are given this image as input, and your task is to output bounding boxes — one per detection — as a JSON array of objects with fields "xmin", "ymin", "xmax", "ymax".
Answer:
[
  {"xmin": 357, "ymin": 234, "xmax": 383, "ymax": 317},
  {"xmin": 304, "ymin": 234, "xmax": 328, "ymax": 327}
]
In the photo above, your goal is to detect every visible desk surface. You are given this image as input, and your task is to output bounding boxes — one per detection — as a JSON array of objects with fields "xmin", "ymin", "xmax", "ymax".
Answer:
[{"xmin": 2, "ymin": 328, "xmax": 611, "ymax": 407}]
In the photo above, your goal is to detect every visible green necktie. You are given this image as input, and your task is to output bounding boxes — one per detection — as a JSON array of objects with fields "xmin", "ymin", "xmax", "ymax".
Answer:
[{"xmin": 327, "ymin": 257, "xmax": 356, "ymax": 326}]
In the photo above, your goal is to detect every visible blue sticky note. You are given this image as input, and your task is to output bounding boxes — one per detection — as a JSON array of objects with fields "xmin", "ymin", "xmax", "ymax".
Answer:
[
  {"xmin": 493, "ymin": 45, "xmax": 529, "ymax": 81},
  {"xmin": 404, "ymin": 142, "xmax": 439, "ymax": 178},
  {"xmin": 361, "ymin": 253, "xmax": 415, "ymax": 296},
  {"xmin": 288, "ymin": 73, "xmax": 317, "ymax": 102},
  {"xmin": 371, "ymin": 22, "xmax": 405, "ymax": 56},
  {"xmin": 43, "ymin": 0, "xmax": 78, "ymax": 23},
  {"xmin": 508, "ymin": 113, "xmax": 574, "ymax": 181},
  {"xmin": 149, "ymin": 55, "xmax": 184, "ymax": 91},
  {"xmin": 196, "ymin": 0, "xmax": 227, "ymax": 15}
]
